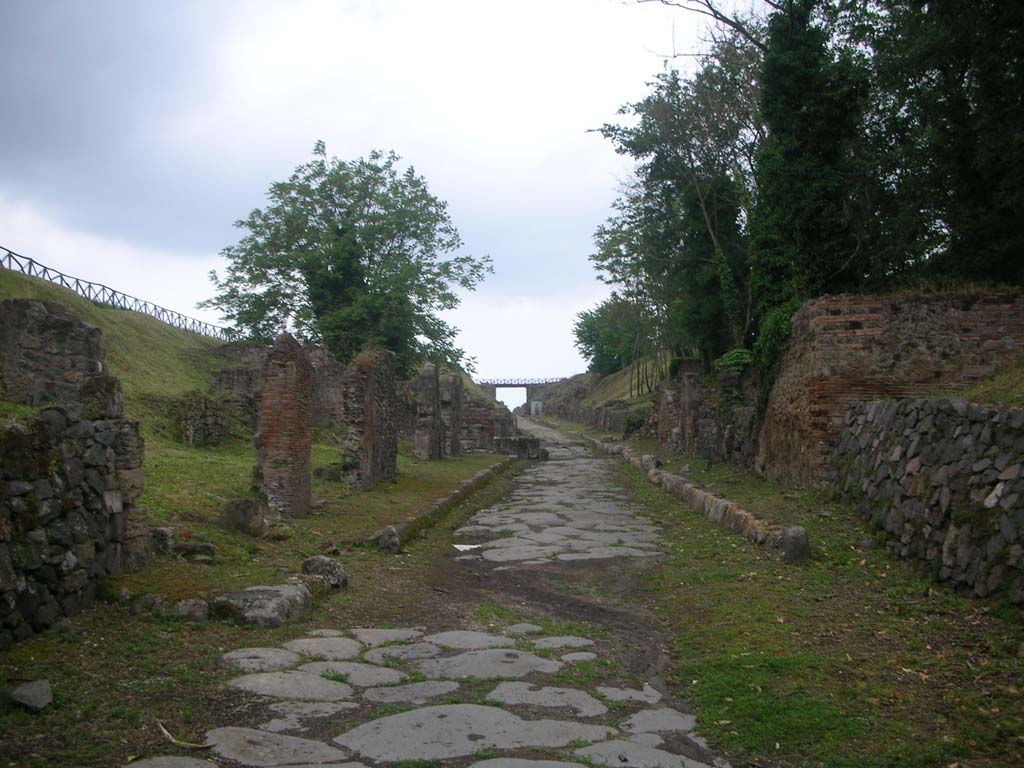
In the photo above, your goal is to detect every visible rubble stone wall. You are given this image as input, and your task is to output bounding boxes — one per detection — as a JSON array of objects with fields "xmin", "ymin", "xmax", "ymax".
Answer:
[
  {"xmin": 255, "ymin": 334, "xmax": 313, "ymax": 517},
  {"xmin": 414, "ymin": 363, "xmax": 442, "ymax": 460},
  {"xmin": 306, "ymin": 346, "xmax": 348, "ymax": 431},
  {"xmin": 440, "ymin": 374, "xmax": 464, "ymax": 456},
  {"xmin": 833, "ymin": 398, "xmax": 1024, "ymax": 606},
  {"xmin": 759, "ymin": 292, "xmax": 1024, "ymax": 486},
  {"xmin": 339, "ymin": 348, "xmax": 398, "ymax": 489}
]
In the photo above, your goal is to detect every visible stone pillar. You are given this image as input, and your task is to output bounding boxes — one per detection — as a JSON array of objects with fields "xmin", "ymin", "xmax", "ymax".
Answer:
[
  {"xmin": 414, "ymin": 362, "xmax": 443, "ymax": 460},
  {"xmin": 340, "ymin": 348, "xmax": 398, "ymax": 489},
  {"xmin": 255, "ymin": 334, "xmax": 313, "ymax": 517},
  {"xmin": 440, "ymin": 373, "xmax": 464, "ymax": 456}
]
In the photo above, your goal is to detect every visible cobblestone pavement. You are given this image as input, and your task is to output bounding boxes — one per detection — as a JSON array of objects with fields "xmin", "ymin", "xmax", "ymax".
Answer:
[{"xmin": 134, "ymin": 420, "xmax": 729, "ymax": 768}]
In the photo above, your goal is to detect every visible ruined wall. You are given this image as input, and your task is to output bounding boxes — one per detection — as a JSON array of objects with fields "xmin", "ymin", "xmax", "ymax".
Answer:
[
  {"xmin": 414, "ymin": 363, "xmax": 443, "ymax": 460},
  {"xmin": 210, "ymin": 341, "xmax": 269, "ymax": 431},
  {"xmin": 306, "ymin": 345, "xmax": 348, "ymax": 431},
  {"xmin": 255, "ymin": 334, "xmax": 313, "ymax": 517},
  {"xmin": 440, "ymin": 373, "xmax": 463, "ymax": 456},
  {"xmin": 338, "ymin": 348, "xmax": 398, "ymax": 489},
  {"xmin": 833, "ymin": 398, "xmax": 1024, "ymax": 606},
  {"xmin": 172, "ymin": 393, "xmax": 232, "ymax": 447},
  {"xmin": 461, "ymin": 391, "xmax": 515, "ymax": 451},
  {"xmin": 759, "ymin": 292, "xmax": 1024, "ymax": 487}
]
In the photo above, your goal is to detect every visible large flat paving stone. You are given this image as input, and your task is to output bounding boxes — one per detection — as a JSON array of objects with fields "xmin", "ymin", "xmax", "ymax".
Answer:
[
  {"xmin": 227, "ymin": 670, "xmax": 354, "ymax": 701},
  {"xmin": 622, "ymin": 708, "xmax": 697, "ymax": 734},
  {"xmin": 470, "ymin": 761, "xmax": 587, "ymax": 768},
  {"xmin": 575, "ymin": 740, "xmax": 710, "ymax": 768},
  {"xmin": 206, "ymin": 726, "xmax": 350, "ymax": 767},
  {"xmin": 506, "ymin": 623, "xmax": 543, "ymax": 635},
  {"xmin": 415, "ymin": 648, "xmax": 563, "ymax": 679},
  {"xmin": 260, "ymin": 701, "xmax": 358, "ymax": 733},
  {"xmin": 298, "ymin": 661, "xmax": 407, "ymax": 687},
  {"xmin": 362, "ymin": 680, "xmax": 460, "ymax": 705},
  {"xmin": 283, "ymin": 637, "xmax": 363, "ymax": 660},
  {"xmin": 487, "ymin": 681, "xmax": 607, "ymax": 717},
  {"xmin": 534, "ymin": 636, "xmax": 594, "ymax": 650},
  {"xmin": 363, "ymin": 642, "xmax": 441, "ymax": 664},
  {"xmin": 125, "ymin": 760, "xmax": 218, "ymax": 768},
  {"xmin": 333, "ymin": 703, "xmax": 615, "ymax": 761},
  {"xmin": 422, "ymin": 630, "xmax": 516, "ymax": 650},
  {"xmin": 482, "ymin": 545, "xmax": 564, "ymax": 562},
  {"xmin": 596, "ymin": 684, "xmax": 663, "ymax": 704},
  {"xmin": 562, "ymin": 652, "xmax": 598, "ymax": 663},
  {"xmin": 222, "ymin": 647, "xmax": 303, "ymax": 673},
  {"xmin": 349, "ymin": 628, "xmax": 422, "ymax": 646}
]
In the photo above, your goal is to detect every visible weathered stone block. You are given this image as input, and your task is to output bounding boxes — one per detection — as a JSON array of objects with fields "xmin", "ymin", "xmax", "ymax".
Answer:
[{"xmin": 414, "ymin": 362, "xmax": 443, "ymax": 460}]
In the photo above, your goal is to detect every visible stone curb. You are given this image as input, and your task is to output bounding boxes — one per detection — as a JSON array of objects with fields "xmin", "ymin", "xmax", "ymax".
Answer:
[
  {"xmin": 366, "ymin": 456, "xmax": 517, "ymax": 549},
  {"xmin": 584, "ymin": 436, "xmax": 788, "ymax": 551}
]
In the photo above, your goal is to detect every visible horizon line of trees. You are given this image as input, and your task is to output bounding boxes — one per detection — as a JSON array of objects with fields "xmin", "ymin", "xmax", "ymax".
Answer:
[{"xmin": 574, "ymin": 0, "xmax": 1023, "ymax": 400}]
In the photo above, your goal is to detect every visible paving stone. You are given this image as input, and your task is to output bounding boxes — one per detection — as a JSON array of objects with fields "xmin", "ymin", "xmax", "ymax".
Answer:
[
  {"xmin": 534, "ymin": 635, "xmax": 594, "ymax": 650},
  {"xmin": 260, "ymin": 701, "xmax": 359, "ymax": 733},
  {"xmin": 622, "ymin": 708, "xmax": 697, "ymax": 734},
  {"xmin": 362, "ymin": 680, "xmax": 460, "ymax": 705},
  {"xmin": 562, "ymin": 652, "xmax": 598, "ymax": 663},
  {"xmin": 470, "ymin": 761, "xmax": 587, "ymax": 768},
  {"xmin": 298, "ymin": 661, "xmax": 407, "ymax": 687},
  {"xmin": 422, "ymin": 630, "xmax": 516, "ymax": 649},
  {"xmin": 575, "ymin": 740, "xmax": 709, "ymax": 768},
  {"xmin": 416, "ymin": 648, "xmax": 563, "ymax": 679},
  {"xmin": 113, "ymin": 759, "xmax": 217, "ymax": 768},
  {"xmin": 349, "ymin": 627, "xmax": 422, "ymax": 646},
  {"xmin": 9, "ymin": 680, "xmax": 52, "ymax": 711},
  {"xmin": 596, "ymin": 684, "xmax": 663, "ymax": 704},
  {"xmin": 333, "ymin": 703, "xmax": 615, "ymax": 761},
  {"xmin": 487, "ymin": 681, "xmax": 607, "ymax": 717},
  {"xmin": 633, "ymin": 733, "xmax": 665, "ymax": 747},
  {"xmin": 206, "ymin": 726, "xmax": 350, "ymax": 767},
  {"xmin": 227, "ymin": 670, "xmax": 354, "ymax": 701},
  {"xmin": 283, "ymin": 636, "xmax": 363, "ymax": 660},
  {"xmin": 506, "ymin": 623, "xmax": 544, "ymax": 635},
  {"xmin": 307, "ymin": 629, "xmax": 345, "ymax": 637},
  {"xmin": 222, "ymin": 647, "xmax": 302, "ymax": 673},
  {"xmin": 363, "ymin": 642, "xmax": 441, "ymax": 664},
  {"xmin": 481, "ymin": 545, "xmax": 563, "ymax": 562}
]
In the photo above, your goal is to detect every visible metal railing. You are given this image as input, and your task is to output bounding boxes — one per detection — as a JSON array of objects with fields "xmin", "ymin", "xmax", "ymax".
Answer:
[
  {"xmin": 477, "ymin": 377, "xmax": 565, "ymax": 386},
  {"xmin": 1, "ymin": 245, "xmax": 229, "ymax": 340}
]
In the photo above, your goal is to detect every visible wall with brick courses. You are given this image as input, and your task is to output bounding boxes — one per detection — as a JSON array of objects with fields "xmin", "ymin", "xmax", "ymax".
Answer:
[
  {"xmin": 758, "ymin": 292, "xmax": 1024, "ymax": 486},
  {"xmin": 255, "ymin": 334, "xmax": 313, "ymax": 517},
  {"xmin": 833, "ymin": 398, "xmax": 1024, "ymax": 607},
  {"xmin": 339, "ymin": 348, "xmax": 398, "ymax": 489},
  {"xmin": 440, "ymin": 374, "xmax": 463, "ymax": 456}
]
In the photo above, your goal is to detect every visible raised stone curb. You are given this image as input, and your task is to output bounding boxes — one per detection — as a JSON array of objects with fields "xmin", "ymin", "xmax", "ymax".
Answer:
[{"xmin": 584, "ymin": 437, "xmax": 799, "ymax": 556}]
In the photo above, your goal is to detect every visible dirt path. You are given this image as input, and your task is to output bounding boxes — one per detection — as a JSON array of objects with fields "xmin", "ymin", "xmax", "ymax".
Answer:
[{"xmin": 134, "ymin": 420, "xmax": 729, "ymax": 768}]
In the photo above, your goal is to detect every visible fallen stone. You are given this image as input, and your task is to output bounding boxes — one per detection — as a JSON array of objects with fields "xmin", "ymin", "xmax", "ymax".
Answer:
[
  {"xmin": 575, "ymin": 740, "xmax": 703, "ymax": 768},
  {"xmin": 169, "ymin": 599, "xmax": 210, "ymax": 622},
  {"xmin": 422, "ymin": 630, "xmax": 516, "ymax": 650},
  {"xmin": 211, "ymin": 584, "xmax": 312, "ymax": 628},
  {"xmin": 123, "ymin": 759, "xmax": 218, "ymax": 768},
  {"xmin": 301, "ymin": 555, "xmax": 349, "ymax": 589},
  {"xmin": 487, "ymin": 681, "xmax": 607, "ymax": 717},
  {"xmin": 206, "ymin": 726, "xmax": 350, "ymax": 767},
  {"xmin": 363, "ymin": 642, "xmax": 442, "ymax": 664},
  {"xmin": 506, "ymin": 623, "xmax": 544, "ymax": 635},
  {"xmin": 222, "ymin": 647, "xmax": 303, "ymax": 673},
  {"xmin": 622, "ymin": 708, "xmax": 697, "ymax": 734},
  {"xmin": 333, "ymin": 703, "xmax": 615, "ymax": 761},
  {"xmin": 308, "ymin": 629, "xmax": 346, "ymax": 637},
  {"xmin": 596, "ymin": 684, "xmax": 663, "ymax": 704},
  {"xmin": 534, "ymin": 635, "xmax": 594, "ymax": 650},
  {"xmin": 562, "ymin": 652, "xmax": 597, "ymax": 663},
  {"xmin": 416, "ymin": 648, "xmax": 563, "ymax": 679},
  {"xmin": 222, "ymin": 498, "xmax": 266, "ymax": 537},
  {"xmin": 782, "ymin": 525, "xmax": 811, "ymax": 564},
  {"xmin": 227, "ymin": 670, "xmax": 354, "ymax": 701},
  {"xmin": 174, "ymin": 541, "xmax": 216, "ymax": 560},
  {"xmin": 283, "ymin": 636, "xmax": 363, "ymax": 660},
  {"xmin": 298, "ymin": 661, "xmax": 407, "ymax": 687},
  {"xmin": 350, "ymin": 627, "xmax": 423, "ymax": 646},
  {"xmin": 9, "ymin": 680, "xmax": 52, "ymax": 712},
  {"xmin": 368, "ymin": 525, "xmax": 401, "ymax": 554},
  {"xmin": 362, "ymin": 680, "xmax": 460, "ymax": 705},
  {"xmin": 150, "ymin": 527, "xmax": 175, "ymax": 554}
]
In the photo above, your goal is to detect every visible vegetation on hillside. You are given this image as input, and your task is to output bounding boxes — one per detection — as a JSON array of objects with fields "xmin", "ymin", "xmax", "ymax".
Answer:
[{"xmin": 575, "ymin": 0, "xmax": 1024, "ymax": 394}]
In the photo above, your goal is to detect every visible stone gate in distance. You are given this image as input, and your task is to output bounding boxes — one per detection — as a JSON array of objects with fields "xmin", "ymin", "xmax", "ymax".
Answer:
[{"xmin": 477, "ymin": 377, "xmax": 565, "ymax": 416}]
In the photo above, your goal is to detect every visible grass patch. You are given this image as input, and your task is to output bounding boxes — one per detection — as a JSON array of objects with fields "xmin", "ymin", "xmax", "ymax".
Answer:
[{"xmin": 955, "ymin": 357, "xmax": 1024, "ymax": 408}]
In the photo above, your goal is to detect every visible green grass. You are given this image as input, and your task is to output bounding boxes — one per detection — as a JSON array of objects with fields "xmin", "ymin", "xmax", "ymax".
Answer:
[{"xmin": 956, "ymin": 357, "xmax": 1024, "ymax": 408}]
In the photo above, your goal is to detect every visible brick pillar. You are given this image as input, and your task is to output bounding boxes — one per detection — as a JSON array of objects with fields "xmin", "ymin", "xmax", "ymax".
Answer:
[
  {"xmin": 255, "ymin": 334, "xmax": 313, "ymax": 517},
  {"xmin": 440, "ymin": 373, "xmax": 464, "ymax": 456},
  {"xmin": 414, "ymin": 362, "xmax": 442, "ymax": 460}
]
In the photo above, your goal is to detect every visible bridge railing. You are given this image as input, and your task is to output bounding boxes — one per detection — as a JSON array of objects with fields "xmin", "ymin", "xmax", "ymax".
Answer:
[
  {"xmin": 1, "ymin": 245, "xmax": 230, "ymax": 340},
  {"xmin": 477, "ymin": 377, "xmax": 565, "ymax": 386}
]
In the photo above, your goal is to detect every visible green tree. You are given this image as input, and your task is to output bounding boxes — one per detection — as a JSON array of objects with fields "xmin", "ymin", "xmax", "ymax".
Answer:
[{"xmin": 200, "ymin": 142, "xmax": 492, "ymax": 374}]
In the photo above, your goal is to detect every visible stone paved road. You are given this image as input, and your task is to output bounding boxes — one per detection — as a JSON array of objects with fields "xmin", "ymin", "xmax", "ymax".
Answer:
[{"xmin": 134, "ymin": 420, "xmax": 729, "ymax": 768}]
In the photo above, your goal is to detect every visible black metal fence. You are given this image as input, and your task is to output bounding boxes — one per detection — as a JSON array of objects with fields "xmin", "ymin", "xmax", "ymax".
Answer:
[{"xmin": 0, "ymin": 245, "xmax": 229, "ymax": 340}]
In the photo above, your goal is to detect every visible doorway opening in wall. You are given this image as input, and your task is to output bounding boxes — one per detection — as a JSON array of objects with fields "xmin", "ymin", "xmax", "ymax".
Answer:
[{"xmin": 496, "ymin": 387, "xmax": 526, "ymax": 412}]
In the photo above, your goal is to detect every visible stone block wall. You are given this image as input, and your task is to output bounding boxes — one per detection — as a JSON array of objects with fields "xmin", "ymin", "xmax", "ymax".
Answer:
[
  {"xmin": 461, "ymin": 391, "xmax": 515, "ymax": 451},
  {"xmin": 172, "ymin": 393, "xmax": 232, "ymax": 447},
  {"xmin": 759, "ymin": 291, "xmax": 1024, "ymax": 486},
  {"xmin": 306, "ymin": 345, "xmax": 348, "ymax": 431},
  {"xmin": 833, "ymin": 398, "xmax": 1024, "ymax": 606},
  {"xmin": 414, "ymin": 362, "xmax": 442, "ymax": 460},
  {"xmin": 440, "ymin": 373, "xmax": 463, "ymax": 456},
  {"xmin": 255, "ymin": 334, "xmax": 313, "ymax": 517},
  {"xmin": 210, "ymin": 341, "xmax": 269, "ymax": 431},
  {"xmin": 338, "ymin": 348, "xmax": 398, "ymax": 490}
]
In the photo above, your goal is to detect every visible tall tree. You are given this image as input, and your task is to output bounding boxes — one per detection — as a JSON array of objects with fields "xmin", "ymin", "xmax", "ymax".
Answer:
[{"xmin": 201, "ymin": 143, "xmax": 492, "ymax": 374}]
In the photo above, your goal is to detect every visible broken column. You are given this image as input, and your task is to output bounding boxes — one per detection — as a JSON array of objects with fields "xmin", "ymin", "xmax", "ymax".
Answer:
[
  {"xmin": 255, "ymin": 333, "xmax": 313, "ymax": 517},
  {"xmin": 440, "ymin": 373, "xmax": 464, "ymax": 456},
  {"xmin": 413, "ymin": 362, "xmax": 443, "ymax": 460},
  {"xmin": 339, "ymin": 348, "xmax": 399, "ymax": 489}
]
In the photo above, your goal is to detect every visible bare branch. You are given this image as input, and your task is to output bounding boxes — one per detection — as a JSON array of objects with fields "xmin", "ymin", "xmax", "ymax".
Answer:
[{"xmin": 636, "ymin": 0, "xmax": 769, "ymax": 52}]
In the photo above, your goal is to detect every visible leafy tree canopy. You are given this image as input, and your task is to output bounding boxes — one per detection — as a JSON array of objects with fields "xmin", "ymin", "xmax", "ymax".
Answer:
[{"xmin": 201, "ymin": 142, "xmax": 492, "ymax": 374}]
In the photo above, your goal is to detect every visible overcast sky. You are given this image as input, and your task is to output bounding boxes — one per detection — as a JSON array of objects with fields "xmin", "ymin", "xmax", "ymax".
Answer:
[{"xmin": 0, "ymin": 0, "xmax": 704, "ymax": 404}]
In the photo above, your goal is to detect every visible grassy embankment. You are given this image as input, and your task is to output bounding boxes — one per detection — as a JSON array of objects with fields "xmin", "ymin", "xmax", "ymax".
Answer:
[
  {"xmin": 538, "ymin": 360, "xmax": 1024, "ymax": 768},
  {"xmin": 0, "ymin": 269, "xmax": 525, "ymax": 766}
]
